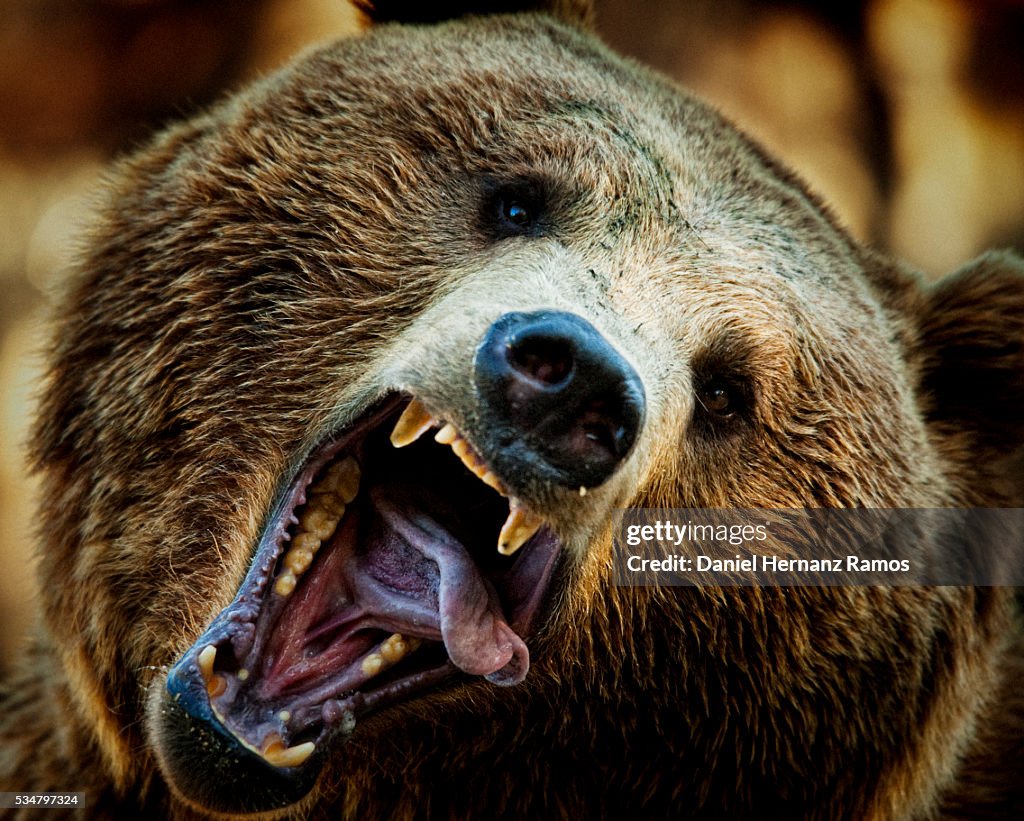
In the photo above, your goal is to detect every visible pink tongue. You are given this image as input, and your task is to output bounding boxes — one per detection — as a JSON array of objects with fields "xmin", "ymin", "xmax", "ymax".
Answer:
[{"xmin": 370, "ymin": 497, "xmax": 529, "ymax": 686}]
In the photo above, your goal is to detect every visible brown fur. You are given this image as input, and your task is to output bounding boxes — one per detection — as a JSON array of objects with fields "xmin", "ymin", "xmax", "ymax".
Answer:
[{"xmin": 1, "ymin": 2, "xmax": 1022, "ymax": 818}]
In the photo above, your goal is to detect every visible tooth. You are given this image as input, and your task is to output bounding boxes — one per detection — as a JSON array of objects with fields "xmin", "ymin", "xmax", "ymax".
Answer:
[
  {"xmin": 498, "ymin": 505, "xmax": 544, "ymax": 556},
  {"xmin": 316, "ymin": 493, "xmax": 347, "ymax": 516},
  {"xmin": 328, "ymin": 457, "xmax": 360, "ymax": 504},
  {"xmin": 292, "ymin": 532, "xmax": 320, "ymax": 553},
  {"xmin": 207, "ymin": 674, "xmax": 227, "ymax": 698},
  {"xmin": 274, "ymin": 570, "xmax": 298, "ymax": 596},
  {"xmin": 300, "ymin": 507, "xmax": 338, "ymax": 541},
  {"xmin": 278, "ymin": 710, "xmax": 291, "ymax": 723},
  {"xmin": 197, "ymin": 645, "xmax": 216, "ymax": 681},
  {"xmin": 390, "ymin": 400, "xmax": 436, "ymax": 448},
  {"xmin": 360, "ymin": 634, "xmax": 421, "ymax": 679},
  {"xmin": 434, "ymin": 423, "xmax": 458, "ymax": 445},
  {"xmin": 262, "ymin": 735, "xmax": 315, "ymax": 768},
  {"xmin": 450, "ymin": 437, "xmax": 489, "ymax": 480},
  {"xmin": 237, "ymin": 668, "xmax": 250, "ymax": 682},
  {"xmin": 283, "ymin": 547, "xmax": 315, "ymax": 575},
  {"xmin": 450, "ymin": 437, "xmax": 472, "ymax": 460},
  {"xmin": 361, "ymin": 653, "xmax": 383, "ymax": 677},
  {"xmin": 379, "ymin": 633, "xmax": 417, "ymax": 664},
  {"xmin": 480, "ymin": 471, "xmax": 506, "ymax": 494}
]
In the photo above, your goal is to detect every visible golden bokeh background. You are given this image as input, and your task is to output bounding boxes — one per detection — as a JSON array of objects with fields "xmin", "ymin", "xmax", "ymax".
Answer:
[{"xmin": 0, "ymin": 0, "xmax": 1021, "ymax": 669}]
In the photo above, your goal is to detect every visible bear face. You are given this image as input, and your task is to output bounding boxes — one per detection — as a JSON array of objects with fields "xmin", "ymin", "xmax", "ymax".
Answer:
[{"xmin": 4, "ymin": 1, "xmax": 1022, "ymax": 818}]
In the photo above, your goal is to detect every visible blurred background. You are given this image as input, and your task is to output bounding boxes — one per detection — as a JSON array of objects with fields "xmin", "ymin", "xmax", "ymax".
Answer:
[{"xmin": 0, "ymin": 0, "xmax": 1021, "ymax": 670}]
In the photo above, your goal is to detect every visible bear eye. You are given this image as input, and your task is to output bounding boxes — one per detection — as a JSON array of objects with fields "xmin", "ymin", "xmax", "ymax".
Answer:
[
  {"xmin": 701, "ymin": 383, "xmax": 733, "ymax": 416},
  {"xmin": 694, "ymin": 373, "xmax": 752, "ymax": 432},
  {"xmin": 486, "ymin": 182, "xmax": 546, "ymax": 239},
  {"xmin": 503, "ymin": 200, "xmax": 532, "ymax": 227}
]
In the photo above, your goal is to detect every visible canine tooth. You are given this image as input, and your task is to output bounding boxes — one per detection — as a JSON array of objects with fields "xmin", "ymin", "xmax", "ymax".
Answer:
[
  {"xmin": 390, "ymin": 400, "xmax": 436, "ymax": 448},
  {"xmin": 207, "ymin": 674, "xmax": 227, "ymax": 698},
  {"xmin": 274, "ymin": 570, "xmax": 298, "ymax": 597},
  {"xmin": 197, "ymin": 645, "xmax": 216, "ymax": 681},
  {"xmin": 579, "ymin": 486, "xmax": 587, "ymax": 497},
  {"xmin": 498, "ymin": 505, "xmax": 544, "ymax": 556},
  {"xmin": 435, "ymin": 423, "xmax": 458, "ymax": 445},
  {"xmin": 262, "ymin": 736, "xmax": 315, "ymax": 769},
  {"xmin": 237, "ymin": 668, "xmax": 250, "ymax": 681},
  {"xmin": 278, "ymin": 710, "xmax": 291, "ymax": 723}
]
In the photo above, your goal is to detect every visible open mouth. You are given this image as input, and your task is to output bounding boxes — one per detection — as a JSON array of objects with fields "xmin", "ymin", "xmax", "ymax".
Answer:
[{"xmin": 165, "ymin": 395, "xmax": 562, "ymax": 780}]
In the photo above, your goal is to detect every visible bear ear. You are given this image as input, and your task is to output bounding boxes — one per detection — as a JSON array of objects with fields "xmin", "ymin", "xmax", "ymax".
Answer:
[
  {"xmin": 352, "ymin": 0, "xmax": 595, "ymax": 28},
  {"xmin": 917, "ymin": 249, "xmax": 1024, "ymax": 471}
]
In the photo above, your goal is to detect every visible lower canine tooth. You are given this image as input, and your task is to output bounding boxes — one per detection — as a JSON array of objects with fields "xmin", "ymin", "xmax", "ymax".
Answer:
[
  {"xmin": 263, "ymin": 736, "xmax": 315, "ymax": 769},
  {"xmin": 207, "ymin": 674, "xmax": 227, "ymax": 698},
  {"xmin": 390, "ymin": 400, "xmax": 436, "ymax": 448},
  {"xmin": 498, "ymin": 505, "xmax": 544, "ymax": 556}
]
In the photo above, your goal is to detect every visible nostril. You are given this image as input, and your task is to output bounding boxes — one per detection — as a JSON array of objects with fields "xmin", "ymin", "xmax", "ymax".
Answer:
[
  {"xmin": 579, "ymin": 399, "xmax": 626, "ymax": 458},
  {"xmin": 508, "ymin": 334, "xmax": 575, "ymax": 387}
]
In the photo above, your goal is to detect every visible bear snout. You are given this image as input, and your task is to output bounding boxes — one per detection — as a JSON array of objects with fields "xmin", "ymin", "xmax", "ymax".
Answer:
[{"xmin": 473, "ymin": 310, "xmax": 645, "ymax": 489}]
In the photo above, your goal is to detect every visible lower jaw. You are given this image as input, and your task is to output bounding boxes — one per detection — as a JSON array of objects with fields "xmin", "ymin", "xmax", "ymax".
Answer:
[{"xmin": 160, "ymin": 394, "xmax": 563, "ymax": 804}]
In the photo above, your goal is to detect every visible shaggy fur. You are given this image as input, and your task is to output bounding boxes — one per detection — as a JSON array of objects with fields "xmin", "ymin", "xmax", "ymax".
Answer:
[{"xmin": 1, "ymin": 1, "xmax": 1022, "ymax": 817}]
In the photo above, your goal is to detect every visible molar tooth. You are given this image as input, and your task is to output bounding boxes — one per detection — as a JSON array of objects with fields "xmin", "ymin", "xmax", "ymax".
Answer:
[
  {"xmin": 361, "ymin": 634, "xmax": 421, "ymax": 679},
  {"xmin": 292, "ymin": 532, "xmax": 320, "ymax": 553},
  {"xmin": 390, "ymin": 400, "xmax": 436, "ymax": 448},
  {"xmin": 329, "ymin": 457, "xmax": 361, "ymax": 504},
  {"xmin": 262, "ymin": 735, "xmax": 315, "ymax": 769},
  {"xmin": 379, "ymin": 633, "xmax": 418, "ymax": 664},
  {"xmin": 274, "ymin": 570, "xmax": 298, "ymax": 597},
  {"xmin": 498, "ymin": 505, "xmax": 544, "ymax": 556},
  {"xmin": 316, "ymin": 493, "xmax": 347, "ymax": 517},
  {"xmin": 300, "ymin": 507, "xmax": 338, "ymax": 541},
  {"xmin": 197, "ymin": 645, "xmax": 216, "ymax": 682},
  {"xmin": 434, "ymin": 423, "xmax": 458, "ymax": 445},
  {"xmin": 361, "ymin": 653, "xmax": 384, "ymax": 677},
  {"xmin": 284, "ymin": 547, "xmax": 315, "ymax": 575}
]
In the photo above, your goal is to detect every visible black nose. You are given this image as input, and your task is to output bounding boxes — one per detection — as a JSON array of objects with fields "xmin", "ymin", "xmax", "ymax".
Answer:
[{"xmin": 473, "ymin": 311, "xmax": 645, "ymax": 489}]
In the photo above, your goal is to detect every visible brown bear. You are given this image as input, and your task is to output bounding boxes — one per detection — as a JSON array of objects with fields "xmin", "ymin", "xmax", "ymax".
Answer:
[{"xmin": 1, "ymin": 0, "xmax": 1022, "ymax": 818}]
